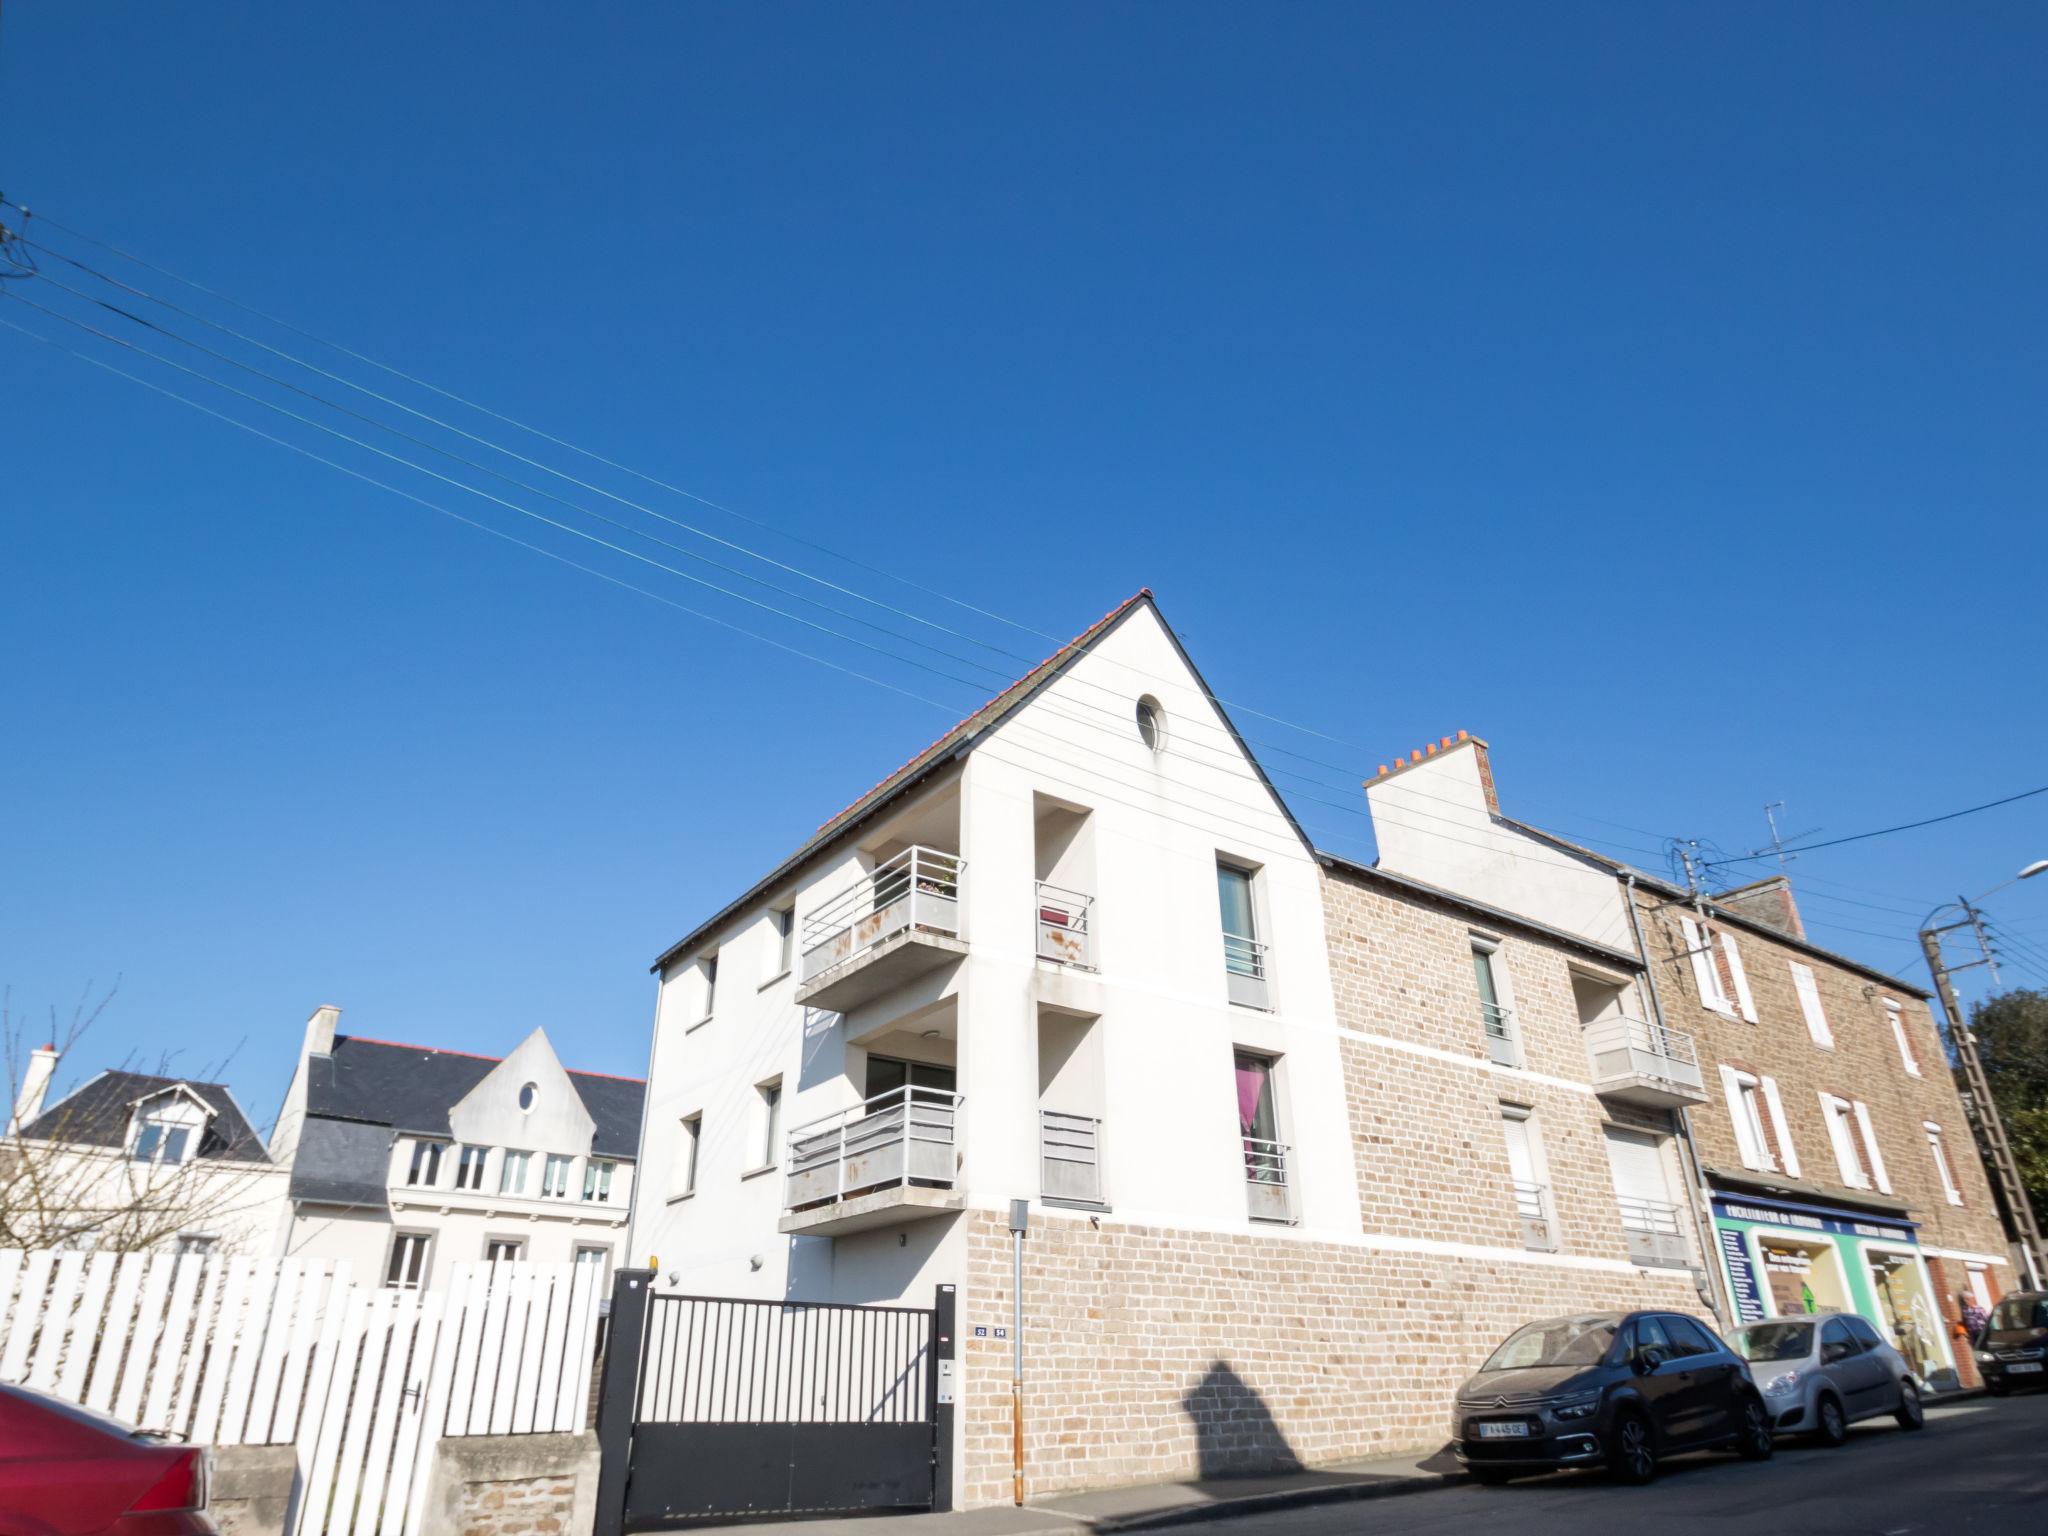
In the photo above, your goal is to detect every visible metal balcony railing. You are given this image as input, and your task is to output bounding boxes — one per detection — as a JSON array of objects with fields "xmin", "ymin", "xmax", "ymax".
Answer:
[
  {"xmin": 1513, "ymin": 1178, "xmax": 1557, "ymax": 1251},
  {"xmin": 800, "ymin": 847, "xmax": 964, "ymax": 986},
  {"xmin": 1223, "ymin": 932, "xmax": 1271, "ymax": 1009},
  {"xmin": 1616, "ymin": 1196, "xmax": 1690, "ymax": 1267},
  {"xmin": 1583, "ymin": 1016, "xmax": 1705, "ymax": 1095},
  {"xmin": 1040, "ymin": 1110, "xmax": 1103, "ymax": 1205},
  {"xmin": 1242, "ymin": 1136, "xmax": 1292, "ymax": 1221},
  {"xmin": 1480, "ymin": 1001, "xmax": 1519, "ymax": 1067},
  {"xmin": 1035, "ymin": 882, "xmax": 1095, "ymax": 968},
  {"xmin": 784, "ymin": 1085, "xmax": 961, "ymax": 1211}
]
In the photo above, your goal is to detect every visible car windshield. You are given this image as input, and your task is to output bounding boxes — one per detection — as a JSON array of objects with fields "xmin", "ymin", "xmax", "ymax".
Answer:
[
  {"xmin": 1730, "ymin": 1321, "xmax": 1814, "ymax": 1362},
  {"xmin": 1481, "ymin": 1317, "xmax": 1617, "ymax": 1371},
  {"xmin": 1989, "ymin": 1296, "xmax": 2047, "ymax": 1331}
]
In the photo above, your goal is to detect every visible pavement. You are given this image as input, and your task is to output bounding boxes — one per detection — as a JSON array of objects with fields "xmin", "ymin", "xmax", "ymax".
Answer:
[{"xmin": 684, "ymin": 1391, "xmax": 2048, "ymax": 1536}]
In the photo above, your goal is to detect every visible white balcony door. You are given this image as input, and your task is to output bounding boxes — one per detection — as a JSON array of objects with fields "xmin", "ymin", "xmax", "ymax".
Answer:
[{"xmin": 1502, "ymin": 1113, "xmax": 1540, "ymax": 1189}]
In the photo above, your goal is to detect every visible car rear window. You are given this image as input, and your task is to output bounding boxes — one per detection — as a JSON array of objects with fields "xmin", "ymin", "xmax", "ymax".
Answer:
[
  {"xmin": 1989, "ymin": 1296, "xmax": 2048, "ymax": 1331},
  {"xmin": 1730, "ymin": 1321, "xmax": 1814, "ymax": 1362}
]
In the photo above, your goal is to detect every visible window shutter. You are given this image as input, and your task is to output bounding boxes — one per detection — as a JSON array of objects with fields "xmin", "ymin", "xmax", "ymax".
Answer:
[
  {"xmin": 1886, "ymin": 1005, "xmax": 1920, "ymax": 1076},
  {"xmin": 1721, "ymin": 1065, "xmax": 1766, "ymax": 1170},
  {"xmin": 1682, "ymin": 916, "xmax": 1725, "ymax": 1011},
  {"xmin": 1720, "ymin": 933, "xmax": 1758, "ymax": 1022},
  {"xmin": 1790, "ymin": 963, "xmax": 1833, "ymax": 1047},
  {"xmin": 1759, "ymin": 1076, "xmax": 1800, "ymax": 1178},
  {"xmin": 1821, "ymin": 1094, "xmax": 1867, "ymax": 1187},
  {"xmin": 1852, "ymin": 1100, "xmax": 1891, "ymax": 1193}
]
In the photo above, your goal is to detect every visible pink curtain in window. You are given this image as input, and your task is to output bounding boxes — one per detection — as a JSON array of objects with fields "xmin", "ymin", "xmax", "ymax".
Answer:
[{"xmin": 1235, "ymin": 1062, "xmax": 1266, "ymax": 1134}]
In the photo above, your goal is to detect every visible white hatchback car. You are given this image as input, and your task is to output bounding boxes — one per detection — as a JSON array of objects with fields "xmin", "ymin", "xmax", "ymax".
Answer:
[{"xmin": 1726, "ymin": 1314, "xmax": 1925, "ymax": 1445}]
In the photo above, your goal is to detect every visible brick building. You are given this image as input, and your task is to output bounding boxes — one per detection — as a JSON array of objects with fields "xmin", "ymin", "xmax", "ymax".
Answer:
[{"xmin": 1360, "ymin": 731, "xmax": 2020, "ymax": 1392}]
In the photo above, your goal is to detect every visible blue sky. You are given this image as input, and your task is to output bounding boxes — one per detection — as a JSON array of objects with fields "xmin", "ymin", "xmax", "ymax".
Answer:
[{"xmin": 3, "ymin": 3, "xmax": 2045, "ymax": 1123}]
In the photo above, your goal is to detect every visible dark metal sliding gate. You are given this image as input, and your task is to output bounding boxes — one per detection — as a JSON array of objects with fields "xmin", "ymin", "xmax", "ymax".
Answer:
[{"xmin": 594, "ymin": 1272, "xmax": 955, "ymax": 1532}]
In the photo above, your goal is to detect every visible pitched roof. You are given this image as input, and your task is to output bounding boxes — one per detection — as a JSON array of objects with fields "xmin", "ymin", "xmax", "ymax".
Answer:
[
  {"xmin": 21, "ymin": 1070, "xmax": 270, "ymax": 1164},
  {"xmin": 303, "ymin": 1035, "xmax": 645, "ymax": 1160}
]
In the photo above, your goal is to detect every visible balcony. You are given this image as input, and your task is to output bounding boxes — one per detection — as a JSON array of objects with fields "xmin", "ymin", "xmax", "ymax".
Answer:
[
  {"xmin": 1618, "ymin": 1196, "xmax": 1691, "ymax": 1268},
  {"xmin": 1481, "ymin": 1002, "xmax": 1519, "ymax": 1067},
  {"xmin": 1243, "ymin": 1136, "xmax": 1293, "ymax": 1223},
  {"xmin": 1224, "ymin": 933, "xmax": 1271, "ymax": 1010},
  {"xmin": 1583, "ymin": 1017, "xmax": 1708, "ymax": 1108},
  {"xmin": 1040, "ymin": 1110, "xmax": 1104, "ymax": 1206},
  {"xmin": 1514, "ymin": 1179, "xmax": 1557, "ymax": 1252},
  {"xmin": 796, "ymin": 847, "xmax": 967, "ymax": 1013},
  {"xmin": 780, "ymin": 1086, "xmax": 964, "ymax": 1237},
  {"xmin": 1035, "ymin": 882, "xmax": 1095, "ymax": 968}
]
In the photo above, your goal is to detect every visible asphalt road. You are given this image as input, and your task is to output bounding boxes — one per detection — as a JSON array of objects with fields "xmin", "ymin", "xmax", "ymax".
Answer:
[{"xmin": 1199, "ymin": 1393, "xmax": 2048, "ymax": 1536}]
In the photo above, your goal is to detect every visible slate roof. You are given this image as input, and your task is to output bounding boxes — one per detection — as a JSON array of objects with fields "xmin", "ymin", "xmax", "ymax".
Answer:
[
  {"xmin": 305, "ymin": 1036, "xmax": 644, "ymax": 1159},
  {"xmin": 21, "ymin": 1070, "xmax": 271, "ymax": 1164}
]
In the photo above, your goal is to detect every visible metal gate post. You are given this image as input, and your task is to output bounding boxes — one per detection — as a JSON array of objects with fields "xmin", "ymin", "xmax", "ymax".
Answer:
[
  {"xmin": 931, "ymin": 1284, "xmax": 956, "ymax": 1512},
  {"xmin": 592, "ymin": 1269, "xmax": 654, "ymax": 1536}
]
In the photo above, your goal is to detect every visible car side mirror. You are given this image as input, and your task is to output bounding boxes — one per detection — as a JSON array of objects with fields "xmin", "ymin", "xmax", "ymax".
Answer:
[
  {"xmin": 1633, "ymin": 1347, "xmax": 1664, "ymax": 1374},
  {"xmin": 1821, "ymin": 1342, "xmax": 1849, "ymax": 1364}
]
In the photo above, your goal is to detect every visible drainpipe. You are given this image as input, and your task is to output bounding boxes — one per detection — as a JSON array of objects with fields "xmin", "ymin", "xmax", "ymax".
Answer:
[{"xmin": 1625, "ymin": 873, "xmax": 1734, "ymax": 1329}]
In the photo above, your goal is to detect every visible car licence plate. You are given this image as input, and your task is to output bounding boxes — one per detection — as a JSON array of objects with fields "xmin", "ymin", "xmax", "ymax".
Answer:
[
  {"xmin": 2010, "ymin": 1362, "xmax": 2044, "ymax": 1374},
  {"xmin": 1476, "ymin": 1422, "xmax": 1530, "ymax": 1438}
]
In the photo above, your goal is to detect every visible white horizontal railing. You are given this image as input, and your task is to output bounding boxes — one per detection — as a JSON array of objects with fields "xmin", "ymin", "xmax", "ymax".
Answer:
[
  {"xmin": 1035, "ymin": 882, "xmax": 1095, "ymax": 967},
  {"xmin": 1583, "ymin": 1016, "xmax": 1705, "ymax": 1093},
  {"xmin": 1040, "ymin": 1110, "xmax": 1103, "ymax": 1205},
  {"xmin": 800, "ymin": 847, "xmax": 964, "ymax": 985},
  {"xmin": 1511, "ymin": 1179, "xmax": 1550, "ymax": 1224},
  {"xmin": 1617, "ymin": 1196, "xmax": 1683, "ymax": 1236},
  {"xmin": 1480, "ymin": 1001, "xmax": 1519, "ymax": 1066},
  {"xmin": 785, "ymin": 1085, "xmax": 961, "ymax": 1210},
  {"xmin": 1242, "ymin": 1136, "xmax": 1291, "ymax": 1221},
  {"xmin": 1224, "ymin": 933, "xmax": 1271, "ymax": 1008}
]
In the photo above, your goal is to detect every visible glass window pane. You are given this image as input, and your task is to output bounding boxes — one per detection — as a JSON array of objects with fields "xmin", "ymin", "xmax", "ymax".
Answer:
[{"xmin": 1217, "ymin": 865, "xmax": 1256, "ymax": 941}]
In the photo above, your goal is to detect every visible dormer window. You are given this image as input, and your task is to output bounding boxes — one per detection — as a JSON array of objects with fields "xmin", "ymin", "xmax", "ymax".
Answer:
[{"xmin": 132, "ymin": 1118, "xmax": 191, "ymax": 1166}]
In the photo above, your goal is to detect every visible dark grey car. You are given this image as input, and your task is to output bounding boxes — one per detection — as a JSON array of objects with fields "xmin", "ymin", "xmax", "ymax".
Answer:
[{"xmin": 1452, "ymin": 1311, "xmax": 1774, "ymax": 1485}]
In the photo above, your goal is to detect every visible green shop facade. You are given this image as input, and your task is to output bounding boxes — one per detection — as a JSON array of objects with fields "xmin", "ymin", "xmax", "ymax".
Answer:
[{"xmin": 1712, "ymin": 1184, "xmax": 1959, "ymax": 1391}]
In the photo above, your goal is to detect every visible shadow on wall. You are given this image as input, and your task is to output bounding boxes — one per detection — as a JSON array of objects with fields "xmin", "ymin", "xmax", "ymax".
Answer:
[{"xmin": 1182, "ymin": 1361, "xmax": 1302, "ymax": 1478}]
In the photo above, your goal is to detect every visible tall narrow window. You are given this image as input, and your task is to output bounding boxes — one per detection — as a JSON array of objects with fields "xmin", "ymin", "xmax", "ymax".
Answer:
[
  {"xmin": 1472, "ymin": 939, "xmax": 1517, "ymax": 1066},
  {"xmin": 1722, "ymin": 1067, "xmax": 1798, "ymax": 1176},
  {"xmin": 574, "ymin": 1245, "xmax": 610, "ymax": 1287},
  {"xmin": 541, "ymin": 1154, "xmax": 573, "ymax": 1199},
  {"xmin": 1821, "ymin": 1093, "xmax": 1871, "ymax": 1188},
  {"xmin": 677, "ymin": 1115, "xmax": 701, "ymax": 1196},
  {"xmin": 407, "ymin": 1140, "xmax": 445, "ymax": 1187},
  {"xmin": 1217, "ymin": 862, "xmax": 1268, "ymax": 1007},
  {"xmin": 1885, "ymin": 1001, "xmax": 1921, "ymax": 1076},
  {"xmin": 758, "ymin": 1081, "xmax": 783, "ymax": 1169},
  {"xmin": 701, "ymin": 953, "xmax": 719, "ymax": 1019},
  {"xmin": 1790, "ymin": 963, "xmax": 1833, "ymax": 1048},
  {"xmin": 1501, "ymin": 1107, "xmax": 1554, "ymax": 1251},
  {"xmin": 484, "ymin": 1237, "xmax": 524, "ymax": 1264},
  {"xmin": 771, "ymin": 906, "xmax": 796, "ymax": 978},
  {"xmin": 455, "ymin": 1145, "xmax": 488, "ymax": 1191},
  {"xmin": 1926, "ymin": 1122, "xmax": 1963, "ymax": 1206},
  {"xmin": 1680, "ymin": 917, "xmax": 1755, "ymax": 1020},
  {"xmin": 1234, "ymin": 1051, "xmax": 1290, "ymax": 1219},
  {"xmin": 498, "ymin": 1149, "xmax": 530, "ymax": 1196},
  {"xmin": 386, "ymin": 1232, "xmax": 432, "ymax": 1290},
  {"xmin": 582, "ymin": 1159, "xmax": 615, "ymax": 1203}
]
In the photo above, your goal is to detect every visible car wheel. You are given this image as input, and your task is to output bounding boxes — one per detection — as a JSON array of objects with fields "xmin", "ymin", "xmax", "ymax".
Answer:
[
  {"xmin": 1736, "ymin": 1393, "xmax": 1775, "ymax": 1460},
  {"xmin": 1895, "ymin": 1378, "xmax": 1925, "ymax": 1430},
  {"xmin": 1468, "ymin": 1467, "xmax": 1517, "ymax": 1486},
  {"xmin": 1606, "ymin": 1409, "xmax": 1657, "ymax": 1485},
  {"xmin": 1813, "ymin": 1393, "xmax": 1848, "ymax": 1447}
]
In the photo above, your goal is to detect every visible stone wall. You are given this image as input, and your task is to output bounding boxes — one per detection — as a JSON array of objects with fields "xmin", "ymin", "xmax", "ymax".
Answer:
[{"xmin": 958, "ymin": 1208, "xmax": 1702, "ymax": 1506}]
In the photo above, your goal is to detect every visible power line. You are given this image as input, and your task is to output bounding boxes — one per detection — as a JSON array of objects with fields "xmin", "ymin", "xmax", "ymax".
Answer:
[{"xmin": 1703, "ymin": 785, "xmax": 2048, "ymax": 870}]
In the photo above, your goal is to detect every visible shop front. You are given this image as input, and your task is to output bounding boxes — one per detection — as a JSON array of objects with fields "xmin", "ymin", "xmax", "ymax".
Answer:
[{"xmin": 1712, "ymin": 1191, "xmax": 1959, "ymax": 1391}]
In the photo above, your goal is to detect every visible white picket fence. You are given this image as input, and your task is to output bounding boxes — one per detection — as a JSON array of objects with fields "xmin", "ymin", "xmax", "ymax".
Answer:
[{"xmin": 0, "ymin": 1249, "xmax": 604, "ymax": 1535}]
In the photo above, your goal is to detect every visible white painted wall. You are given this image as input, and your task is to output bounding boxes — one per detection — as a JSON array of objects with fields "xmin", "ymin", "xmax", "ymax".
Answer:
[
  {"xmin": 628, "ymin": 601, "xmax": 1366, "ymax": 1305},
  {"xmin": 1366, "ymin": 745, "xmax": 1635, "ymax": 951}
]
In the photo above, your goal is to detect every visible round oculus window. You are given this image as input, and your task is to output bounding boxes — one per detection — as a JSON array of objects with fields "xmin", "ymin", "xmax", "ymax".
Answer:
[
  {"xmin": 518, "ymin": 1082, "xmax": 538, "ymax": 1112},
  {"xmin": 1135, "ymin": 696, "xmax": 1165, "ymax": 752}
]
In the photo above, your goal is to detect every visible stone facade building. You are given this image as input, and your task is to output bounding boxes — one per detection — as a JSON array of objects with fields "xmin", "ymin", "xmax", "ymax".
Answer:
[{"xmin": 1359, "ymin": 731, "xmax": 2020, "ymax": 1393}]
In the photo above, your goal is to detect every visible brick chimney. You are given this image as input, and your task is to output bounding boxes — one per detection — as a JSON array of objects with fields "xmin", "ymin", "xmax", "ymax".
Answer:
[
  {"xmin": 1713, "ymin": 876, "xmax": 1806, "ymax": 941},
  {"xmin": 7, "ymin": 1043, "xmax": 61, "ymax": 1137}
]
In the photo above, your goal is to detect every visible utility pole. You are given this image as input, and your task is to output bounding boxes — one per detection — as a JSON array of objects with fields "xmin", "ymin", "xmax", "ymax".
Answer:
[{"xmin": 1921, "ymin": 910, "xmax": 2046, "ymax": 1287}]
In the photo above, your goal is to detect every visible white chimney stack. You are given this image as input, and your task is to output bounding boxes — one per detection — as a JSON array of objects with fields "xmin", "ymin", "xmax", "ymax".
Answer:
[
  {"xmin": 7, "ymin": 1043, "xmax": 61, "ymax": 1137},
  {"xmin": 304, "ymin": 1004, "xmax": 342, "ymax": 1060}
]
